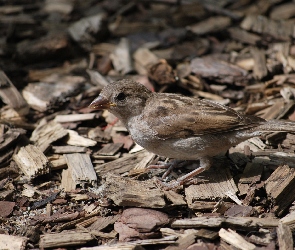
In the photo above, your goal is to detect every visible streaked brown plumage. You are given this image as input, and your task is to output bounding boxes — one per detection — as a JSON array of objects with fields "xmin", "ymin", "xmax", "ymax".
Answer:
[{"xmin": 89, "ymin": 79, "xmax": 295, "ymax": 188}]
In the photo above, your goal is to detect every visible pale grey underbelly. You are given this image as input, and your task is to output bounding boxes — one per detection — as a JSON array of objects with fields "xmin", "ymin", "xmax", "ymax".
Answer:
[{"xmin": 131, "ymin": 130, "xmax": 262, "ymax": 160}]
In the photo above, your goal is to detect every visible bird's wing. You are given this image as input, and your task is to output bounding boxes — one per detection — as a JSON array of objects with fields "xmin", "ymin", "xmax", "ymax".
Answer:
[{"xmin": 144, "ymin": 94, "xmax": 265, "ymax": 139}]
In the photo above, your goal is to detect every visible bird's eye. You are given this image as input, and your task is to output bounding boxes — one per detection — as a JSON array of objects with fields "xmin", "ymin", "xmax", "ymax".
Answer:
[{"xmin": 116, "ymin": 92, "xmax": 126, "ymax": 101}]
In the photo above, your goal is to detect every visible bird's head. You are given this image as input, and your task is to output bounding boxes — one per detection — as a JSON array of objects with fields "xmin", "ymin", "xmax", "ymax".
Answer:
[{"xmin": 89, "ymin": 79, "xmax": 152, "ymax": 123}]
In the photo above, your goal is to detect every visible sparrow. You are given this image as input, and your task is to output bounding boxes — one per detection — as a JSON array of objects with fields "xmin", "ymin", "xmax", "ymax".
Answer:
[{"xmin": 89, "ymin": 79, "xmax": 295, "ymax": 188}]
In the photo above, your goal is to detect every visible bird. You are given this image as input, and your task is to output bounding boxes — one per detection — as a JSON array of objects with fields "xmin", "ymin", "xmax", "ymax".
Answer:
[{"xmin": 89, "ymin": 79, "xmax": 295, "ymax": 188}]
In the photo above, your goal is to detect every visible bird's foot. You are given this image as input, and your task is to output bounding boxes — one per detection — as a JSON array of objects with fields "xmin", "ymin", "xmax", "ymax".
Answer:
[
  {"xmin": 148, "ymin": 160, "xmax": 189, "ymax": 179},
  {"xmin": 154, "ymin": 165, "xmax": 207, "ymax": 190},
  {"xmin": 152, "ymin": 157, "xmax": 212, "ymax": 190}
]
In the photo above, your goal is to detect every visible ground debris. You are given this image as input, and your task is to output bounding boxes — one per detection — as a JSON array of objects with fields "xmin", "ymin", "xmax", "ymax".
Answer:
[{"xmin": 2, "ymin": 0, "xmax": 295, "ymax": 248}]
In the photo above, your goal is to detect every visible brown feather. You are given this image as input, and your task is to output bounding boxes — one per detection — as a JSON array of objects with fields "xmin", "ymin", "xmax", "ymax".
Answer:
[{"xmin": 144, "ymin": 93, "xmax": 265, "ymax": 139}]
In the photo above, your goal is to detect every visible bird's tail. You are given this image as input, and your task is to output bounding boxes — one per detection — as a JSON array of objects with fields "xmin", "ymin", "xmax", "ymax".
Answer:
[{"xmin": 257, "ymin": 120, "xmax": 295, "ymax": 133}]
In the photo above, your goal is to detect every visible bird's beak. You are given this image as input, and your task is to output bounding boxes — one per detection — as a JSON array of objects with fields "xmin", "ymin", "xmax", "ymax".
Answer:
[{"xmin": 89, "ymin": 95, "xmax": 116, "ymax": 110}]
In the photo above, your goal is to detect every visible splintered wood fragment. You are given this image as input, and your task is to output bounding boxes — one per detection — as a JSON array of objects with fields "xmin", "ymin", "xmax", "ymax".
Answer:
[
  {"xmin": 22, "ymin": 76, "xmax": 84, "ymax": 112},
  {"xmin": 61, "ymin": 153, "xmax": 97, "ymax": 191},
  {"xmin": 238, "ymin": 159, "xmax": 264, "ymax": 195},
  {"xmin": 28, "ymin": 60, "xmax": 87, "ymax": 82},
  {"xmin": 0, "ymin": 127, "xmax": 25, "ymax": 151},
  {"xmin": 277, "ymin": 222, "xmax": 293, "ymax": 250},
  {"xmin": 164, "ymin": 190, "xmax": 186, "ymax": 206},
  {"xmin": 102, "ymin": 173, "xmax": 165, "ymax": 208},
  {"xmin": 268, "ymin": 152, "xmax": 295, "ymax": 168},
  {"xmin": 239, "ymin": 159, "xmax": 264, "ymax": 183},
  {"xmin": 52, "ymin": 146, "xmax": 87, "ymax": 154},
  {"xmin": 280, "ymin": 211, "xmax": 295, "ymax": 231},
  {"xmin": 164, "ymin": 229, "xmax": 197, "ymax": 250},
  {"xmin": 96, "ymin": 143, "xmax": 123, "ymax": 156},
  {"xmin": 270, "ymin": 3, "xmax": 295, "ymax": 20},
  {"xmin": 68, "ymin": 13, "xmax": 107, "ymax": 51},
  {"xmin": 81, "ymin": 245, "xmax": 144, "ymax": 249},
  {"xmin": 13, "ymin": 144, "xmax": 50, "ymax": 179},
  {"xmin": 228, "ymin": 27, "xmax": 260, "ymax": 45},
  {"xmin": 110, "ymin": 37, "xmax": 133, "ymax": 75},
  {"xmin": 224, "ymin": 205, "xmax": 253, "ymax": 217},
  {"xmin": 0, "ymin": 71, "xmax": 29, "ymax": 115},
  {"xmin": 265, "ymin": 165, "xmax": 295, "ymax": 216},
  {"xmin": 148, "ymin": 59, "xmax": 176, "ymax": 85},
  {"xmin": 75, "ymin": 216, "xmax": 100, "ymax": 228},
  {"xmin": 260, "ymin": 101, "xmax": 285, "ymax": 120},
  {"xmin": 49, "ymin": 155, "xmax": 67, "ymax": 170},
  {"xmin": 0, "ymin": 234, "xmax": 28, "ymax": 250},
  {"xmin": 66, "ymin": 130, "xmax": 97, "ymax": 147},
  {"xmin": 131, "ymin": 151, "xmax": 155, "ymax": 170},
  {"xmin": 86, "ymin": 69, "xmax": 109, "ymax": 88},
  {"xmin": 92, "ymin": 153, "xmax": 120, "ymax": 161},
  {"xmin": 30, "ymin": 120, "xmax": 68, "ymax": 152},
  {"xmin": 16, "ymin": 32, "xmax": 70, "ymax": 63},
  {"xmin": 190, "ymin": 56, "xmax": 248, "ymax": 84},
  {"xmin": 251, "ymin": 47, "xmax": 268, "ymax": 79},
  {"xmin": 185, "ymin": 166, "xmax": 238, "ymax": 207},
  {"xmin": 172, "ymin": 216, "xmax": 279, "ymax": 229},
  {"xmin": 95, "ymin": 150, "xmax": 151, "ymax": 175},
  {"xmin": 87, "ymin": 215, "xmax": 120, "ymax": 231},
  {"xmin": 172, "ymin": 217, "xmax": 225, "ymax": 228},
  {"xmin": 241, "ymin": 15, "xmax": 294, "ymax": 40},
  {"xmin": 188, "ymin": 16, "xmax": 231, "ymax": 35},
  {"xmin": 39, "ymin": 230, "xmax": 94, "ymax": 248},
  {"xmin": 190, "ymin": 201, "xmax": 233, "ymax": 212},
  {"xmin": 54, "ymin": 113, "xmax": 97, "ymax": 123},
  {"xmin": 195, "ymin": 228, "xmax": 219, "ymax": 240},
  {"xmin": 224, "ymin": 217, "xmax": 279, "ymax": 230},
  {"xmin": 133, "ymin": 48, "xmax": 158, "ymax": 75},
  {"xmin": 219, "ymin": 228, "xmax": 256, "ymax": 250}
]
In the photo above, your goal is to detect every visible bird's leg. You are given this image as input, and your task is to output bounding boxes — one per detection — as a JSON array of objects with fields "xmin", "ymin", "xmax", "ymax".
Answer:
[
  {"xmin": 154, "ymin": 157, "xmax": 213, "ymax": 190},
  {"xmin": 148, "ymin": 160, "xmax": 190, "ymax": 179}
]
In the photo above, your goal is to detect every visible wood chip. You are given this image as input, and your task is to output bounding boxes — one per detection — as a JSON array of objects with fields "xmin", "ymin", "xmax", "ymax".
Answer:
[
  {"xmin": 241, "ymin": 15, "xmax": 294, "ymax": 40},
  {"xmin": 265, "ymin": 165, "xmax": 295, "ymax": 216},
  {"xmin": 195, "ymin": 228, "xmax": 219, "ymax": 240},
  {"xmin": 54, "ymin": 113, "xmax": 97, "ymax": 123},
  {"xmin": 0, "ymin": 70, "xmax": 29, "ymax": 115},
  {"xmin": 276, "ymin": 222, "xmax": 293, "ymax": 250},
  {"xmin": 0, "ymin": 234, "xmax": 27, "ymax": 250},
  {"xmin": 96, "ymin": 143, "xmax": 123, "ymax": 156},
  {"xmin": 190, "ymin": 56, "xmax": 249, "ymax": 84},
  {"xmin": 68, "ymin": 13, "xmax": 107, "ymax": 51},
  {"xmin": 51, "ymin": 145, "xmax": 88, "ymax": 154},
  {"xmin": 39, "ymin": 230, "xmax": 94, "ymax": 249},
  {"xmin": 172, "ymin": 216, "xmax": 279, "ymax": 230},
  {"xmin": 238, "ymin": 159, "xmax": 264, "ymax": 195},
  {"xmin": 13, "ymin": 144, "xmax": 50, "ymax": 179},
  {"xmin": 22, "ymin": 76, "xmax": 84, "ymax": 112},
  {"xmin": 185, "ymin": 166, "xmax": 238, "ymax": 207},
  {"xmin": 110, "ymin": 37, "xmax": 133, "ymax": 75},
  {"xmin": 251, "ymin": 47, "xmax": 268, "ymax": 79},
  {"xmin": 164, "ymin": 190, "xmax": 186, "ymax": 206},
  {"xmin": 228, "ymin": 27, "xmax": 260, "ymax": 45},
  {"xmin": 87, "ymin": 215, "xmax": 120, "ymax": 231},
  {"xmin": 30, "ymin": 120, "xmax": 68, "ymax": 152},
  {"xmin": 280, "ymin": 211, "xmax": 295, "ymax": 231},
  {"xmin": 102, "ymin": 173, "xmax": 165, "ymax": 208},
  {"xmin": 164, "ymin": 229, "xmax": 197, "ymax": 250},
  {"xmin": 133, "ymin": 47, "xmax": 158, "ymax": 75},
  {"xmin": 0, "ymin": 127, "xmax": 25, "ymax": 152},
  {"xmin": 95, "ymin": 150, "xmax": 151, "ymax": 175},
  {"xmin": 219, "ymin": 228, "xmax": 256, "ymax": 250},
  {"xmin": 61, "ymin": 153, "xmax": 97, "ymax": 191},
  {"xmin": 66, "ymin": 129, "xmax": 97, "ymax": 147},
  {"xmin": 188, "ymin": 16, "xmax": 231, "ymax": 35}
]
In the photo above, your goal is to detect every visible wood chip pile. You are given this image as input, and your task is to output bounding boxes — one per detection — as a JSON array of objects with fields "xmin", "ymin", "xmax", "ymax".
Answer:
[{"xmin": 1, "ymin": 0, "xmax": 295, "ymax": 249}]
